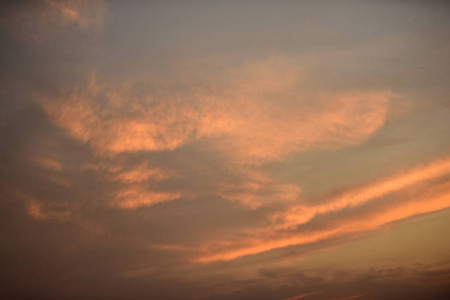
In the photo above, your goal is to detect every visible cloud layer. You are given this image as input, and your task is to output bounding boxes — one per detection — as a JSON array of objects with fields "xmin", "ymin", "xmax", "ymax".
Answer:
[{"xmin": 2, "ymin": 1, "xmax": 450, "ymax": 300}]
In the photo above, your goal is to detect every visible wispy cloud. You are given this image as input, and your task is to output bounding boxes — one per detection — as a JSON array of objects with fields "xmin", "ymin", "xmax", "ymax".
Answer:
[
  {"xmin": 194, "ymin": 156, "xmax": 450, "ymax": 262},
  {"xmin": 23, "ymin": 194, "xmax": 72, "ymax": 221},
  {"xmin": 2, "ymin": 0, "xmax": 106, "ymax": 43},
  {"xmin": 39, "ymin": 59, "xmax": 392, "ymax": 209},
  {"xmin": 274, "ymin": 157, "xmax": 450, "ymax": 229}
]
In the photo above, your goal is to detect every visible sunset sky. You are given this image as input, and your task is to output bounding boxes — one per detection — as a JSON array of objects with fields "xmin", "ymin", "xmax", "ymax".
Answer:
[{"xmin": 1, "ymin": 1, "xmax": 450, "ymax": 299}]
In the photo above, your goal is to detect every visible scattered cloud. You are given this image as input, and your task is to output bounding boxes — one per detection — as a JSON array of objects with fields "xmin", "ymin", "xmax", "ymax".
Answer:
[
  {"xmin": 40, "ymin": 59, "xmax": 392, "ymax": 210},
  {"xmin": 2, "ymin": 1, "xmax": 450, "ymax": 299}
]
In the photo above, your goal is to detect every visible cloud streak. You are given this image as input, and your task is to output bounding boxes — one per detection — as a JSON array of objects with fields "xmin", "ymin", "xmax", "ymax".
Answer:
[
  {"xmin": 194, "ymin": 156, "xmax": 450, "ymax": 262},
  {"xmin": 274, "ymin": 156, "xmax": 450, "ymax": 229}
]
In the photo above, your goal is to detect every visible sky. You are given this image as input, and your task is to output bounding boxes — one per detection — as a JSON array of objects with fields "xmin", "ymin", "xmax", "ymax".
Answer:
[{"xmin": 1, "ymin": 1, "xmax": 450, "ymax": 299}]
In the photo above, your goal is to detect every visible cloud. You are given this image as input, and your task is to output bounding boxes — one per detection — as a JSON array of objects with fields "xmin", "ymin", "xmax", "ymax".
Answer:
[
  {"xmin": 2, "ymin": 1, "xmax": 450, "ymax": 299},
  {"xmin": 113, "ymin": 186, "xmax": 181, "ymax": 209},
  {"xmin": 9, "ymin": 54, "xmax": 445, "ymax": 269},
  {"xmin": 112, "ymin": 163, "xmax": 173, "ymax": 184},
  {"xmin": 217, "ymin": 169, "xmax": 301, "ymax": 209},
  {"xmin": 193, "ymin": 156, "xmax": 450, "ymax": 262},
  {"xmin": 32, "ymin": 156, "xmax": 63, "ymax": 171},
  {"xmin": 2, "ymin": 0, "xmax": 106, "ymax": 43},
  {"xmin": 40, "ymin": 59, "xmax": 390, "ymax": 162},
  {"xmin": 23, "ymin": 194, "xmax": 72, "ymax": 221},
  {"xmin": 39, "ymin": 59, "xmax": 392, "ymax": 209},
  {"xmin": 274, "ymin": 157, "xmax": 450, "ymax": 229}
]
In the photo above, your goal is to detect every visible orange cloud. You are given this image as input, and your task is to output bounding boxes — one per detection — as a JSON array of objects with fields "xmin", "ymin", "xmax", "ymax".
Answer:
[
  {"xmin": 275, "ymin": 157, "xmax": 450, "ymax": 229},
  {"xmin": 40, "ymin": 60, "xmax": 392, "ymax": 208},
  {"xmin": 24, "ymin": 195, "xmax": 71, "ymax": 221},
  {"xmin": 347, "ymin": 182, "xmax": 450, "ymax": 231},
  {"xmin": 193, "ymin": 156, "xmax": 450, "ymax": 263},
  {"xmin": 33, "ymin": 156, "xmax": 63, "ymax": 171},
  {"xmin": 35, "ymin": 57, "xmax": 394, "ymax": 213},
  {"xmin": 217, "ymin": 91, "xmax": 390, "ymax": 164},
  {"xmin": 41, "ymin": 60, "xmax": 391, "ymax": 163},
  {"xmin": 195, "ymin": 184, "xmax": 450, "ymax": 262},
  {"xmin": 113, "ymin": 185, "xmax": 181, "ymax": 209},
  {"xmin": 217, "ymin": 169, "xmax": 301, "ymax": 208},
  {"xmin": 112, "ymin": 163, "xmax": 173, "ymax": 184},
  {"xmin": 79, "ymin": 159, "xmax": 177, "ymax": 209}
]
